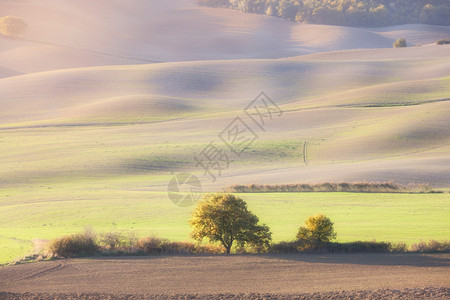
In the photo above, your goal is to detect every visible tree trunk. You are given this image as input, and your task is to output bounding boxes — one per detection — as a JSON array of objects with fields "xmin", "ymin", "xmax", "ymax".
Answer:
[{"xmin": 221, "ymin": 237, "xmax": 233, "ymax": 254}]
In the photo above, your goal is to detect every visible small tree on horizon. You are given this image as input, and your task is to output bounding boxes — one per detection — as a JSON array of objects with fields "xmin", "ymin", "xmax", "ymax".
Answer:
[
  {"xmin": 0, "ymin": 16, "xmax": 28, "ymax": 38},
  {"xmin": 296, "ymin": 214, "xmax": 337, "ymax": 249},
  {"xmin": 190, "ymin": 193, "xmax": 272, "ymax": 254},
  {"xmin": 393, "ymin": 37, "xmax": 407, "ymax": 48}
]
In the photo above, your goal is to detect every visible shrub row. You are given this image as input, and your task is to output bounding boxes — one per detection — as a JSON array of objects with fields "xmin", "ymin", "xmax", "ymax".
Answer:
[
  {"xmin": 45, "ymin": 230, "xmax": 450, "ymax": 258},
  {"xmin": 436, "ymin": 39, "xmax": 450, "ymax": 45},
  {"xmin": 224, "ymin": 182, "xmax": 434, "ymax": 193},
  {"xmin": 271, "ymin": 240, "xmax": 450, "ymax": 254},
  {"xmin": 136, "ymin": 237, "xmax": 223, "ymax": 255},
  {"xmin": 410, "ymin": 240, "xmax": 450, "ymax": 253},
  {"xmin": 46, "ymin": 230, "xmax": 223, "ymax": 258}
]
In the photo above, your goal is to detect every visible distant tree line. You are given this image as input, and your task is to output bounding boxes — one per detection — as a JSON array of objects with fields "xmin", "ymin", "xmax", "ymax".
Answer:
[{"xmin": 197, "ymin": 0, "xmax": 450, "ymax": 27}]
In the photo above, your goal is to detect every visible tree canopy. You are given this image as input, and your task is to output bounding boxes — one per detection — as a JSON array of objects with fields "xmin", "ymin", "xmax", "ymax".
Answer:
[
  {"xmin": 190, "ymin": 193, "xmax": 272, "ymax": 253},
  {"xmin": 198, "ymin": 0, "xmax": 450, "ymax": 27},
  {"xmin": 296, "ymin": 214, "xmax": 337, "ymax": 249},
  {"xmin": 393, "ymin": 37, "xmax": 407, "ymax": 48}
]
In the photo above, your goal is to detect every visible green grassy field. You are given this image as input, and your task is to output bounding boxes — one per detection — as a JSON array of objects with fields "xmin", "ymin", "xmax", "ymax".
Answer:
[{"xmin": 1, "ymin": 186, "xmax": 449, "ymax": 265}]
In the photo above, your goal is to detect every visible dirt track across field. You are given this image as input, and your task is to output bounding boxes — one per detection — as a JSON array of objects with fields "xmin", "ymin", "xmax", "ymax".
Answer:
[{"xmin": 0, "ymin": 254, "xmax": 449, "ymax": 299}]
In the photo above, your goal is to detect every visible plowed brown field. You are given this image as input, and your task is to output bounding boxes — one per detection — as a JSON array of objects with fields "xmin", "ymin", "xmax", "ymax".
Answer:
[{"xmin": 0, "ymin": 254, "xmax": 449, "ymax": 299}]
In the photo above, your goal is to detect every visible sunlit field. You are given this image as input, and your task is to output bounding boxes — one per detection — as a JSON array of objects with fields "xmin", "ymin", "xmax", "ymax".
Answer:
[{"xmin": 1, "ymin": 185, "xmax": 449, "ymax": 264}]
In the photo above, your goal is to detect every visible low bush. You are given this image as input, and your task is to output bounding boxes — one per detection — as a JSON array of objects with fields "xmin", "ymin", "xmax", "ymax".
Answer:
[
  {"xmin": 165, "ymin": 241, "xmax": 199, "ymax": 254},
  {"xmin": 389, "ymin": 242, "xmax": 408, "ymax": 253},
  {"xmin": 436, "ymin": 39, "xmax": 450, "ymax": 45},
  {"xmin": 136, "ymin": 237, "xmax": 223, "ymax": 254},
  {"xmin": 393, "ymin": 38, "xmax": 407, "ymax": 48},
  {"xmin": 47, "ymin": 231, "xmax": 98, "ymax": 258},
  {"xmin": 271, "ymin": 240, "xmax": 411, "ymax": 253},
  {"xmin": 99, "ymin": 231, "xmax": 138, "ymax": 251},
  {"xmin": 194, "ymin": 243, "xmax": 224, "ymax": 254},
  {"xmin": 410, "ymin": 240, "xmax": 450, "ymax": 253},
  {"xmin": 135, "ymin": 236, "xmax": 168, "ymax": 254},
  {"xmin": 326, "ymin": 241, "xmax": 391, "ymax": 253},
  {"xmin": 270, "ymin": 241, "xmax": 300, "ymax": 253}
]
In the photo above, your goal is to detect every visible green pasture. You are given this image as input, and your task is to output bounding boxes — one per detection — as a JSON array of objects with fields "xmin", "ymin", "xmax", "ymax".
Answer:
[{"xmin": 1, "ymin": 184, "xmax": 449, "ymax": 265}]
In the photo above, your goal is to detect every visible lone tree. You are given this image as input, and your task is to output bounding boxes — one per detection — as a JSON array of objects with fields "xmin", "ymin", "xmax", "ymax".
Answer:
[
  {"xmin": 0, "ymin": 16, "xmax": 27, "ymax": 38},
  {"xmin": 393, "ymin": 37, "xmax": 407, "ymax": 48},
  {"xmin": 190, "ymin": 193, "xmax": 272, "ymax": 254},
  {"xmin": 296, "ymin": 214, "xmax": 336, "ymax": 249}
]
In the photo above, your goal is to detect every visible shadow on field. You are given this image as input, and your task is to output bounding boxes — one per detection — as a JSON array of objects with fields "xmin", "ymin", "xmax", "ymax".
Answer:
[{"xmin": 261, "ymin": 253, "xmax": 450, "ymax": 267}]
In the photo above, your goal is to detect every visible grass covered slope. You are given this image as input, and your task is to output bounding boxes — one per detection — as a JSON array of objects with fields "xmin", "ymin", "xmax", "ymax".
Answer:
[
  {"xmin": 1, "ymin": 47, "xmax": 449, "ymax": 187},
  {"xmin": 2, "ymin": 47, "xmax": 450, "ymax": 125}
]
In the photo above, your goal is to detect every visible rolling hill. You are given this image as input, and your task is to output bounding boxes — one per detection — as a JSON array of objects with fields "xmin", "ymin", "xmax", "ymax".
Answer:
[
  {"xmin": 1, "ymin": 0, "xmax": 450, "ymax": 75},
  {"xmin": 1, "ymin": 46, "xmax": 449, "ymax": 188}
]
